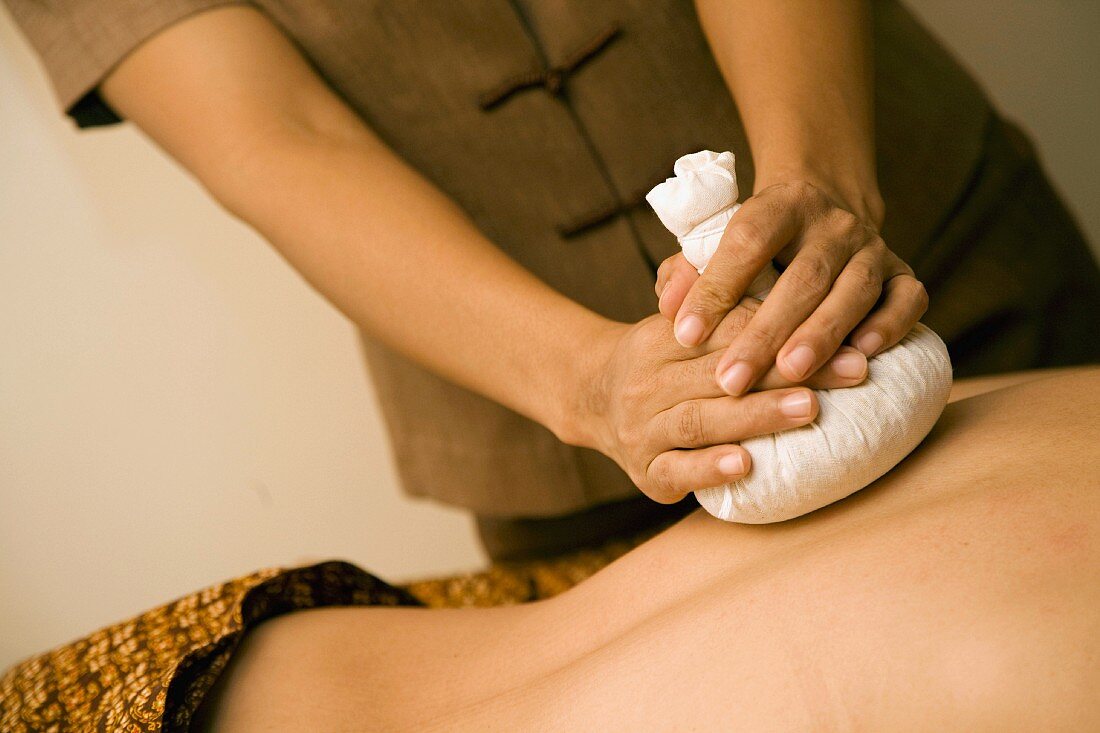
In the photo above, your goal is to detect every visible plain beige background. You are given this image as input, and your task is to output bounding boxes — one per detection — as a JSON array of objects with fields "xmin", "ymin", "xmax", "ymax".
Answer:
[{"xmin": 2, "ymin": 2, "xmax": 1098, "ymax": 670}]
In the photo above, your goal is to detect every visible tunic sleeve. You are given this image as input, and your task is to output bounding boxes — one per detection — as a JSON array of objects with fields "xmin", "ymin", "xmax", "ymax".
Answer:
[{"xmin": 3, "ymin": 0, "xmax": 244, "ymax": 127}]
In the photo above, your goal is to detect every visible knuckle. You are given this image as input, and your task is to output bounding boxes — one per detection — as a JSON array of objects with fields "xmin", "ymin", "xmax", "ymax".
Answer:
[
  {"xmin": 621, "ymin": 375, "xmax": 651, "ymax": 405},
  {"xmin": 828, "ymin": 207, "xmax": 861, "ymax": 234},
  {"xmin": 688, "ymin": 276, "xmax": 736, "ymax": 311},
  {"xmin": 743, "ymin": 325, "xmax": 774, "ymax": 350},
  {"xmin": 743, "ymin": 394, "xmax": 776, "ymax": 433},
  {"xmin": 617, "ymin": 423, "xmax": 645, "ymax": 454},
  {"xmin": 620, "ymin": 424, "xmax": 642, "ymax": 460},
  {"xmin": 613, "ymin": 407, "xmax": 647, "ymax": 447},
  {"xmin": 709, "ymin": 301, "xmax": 759, "ymax": 346},
  {"xmin": 646, "ymin": 459, "xmax": 678, "ymax": 503},
  {"xmin": 737, "ymin": 295, "xmax": 762, "ymax": 312},
  {"xmin": 866, "ymin": 234, "xmax": 889, "ymax": 256},
  {"xmin": 811, "ymin": 319, "xmax": 847, "ymax": 351},
  {"xmin": 796, "ymin": 322, "xmax": 843, "ymax": 357},
  {"xmin": 725, "ymin": 217, "xmax": 768, "ymax": 255},
  {"xmin": 757, "ymin": 181, "xmax": 788, "ymax": 200},
  {"xmin": 730, "ymin": 325, "xmax": 774, "ymax": 360},
  {"xmin": 719, "ymin": 297, "xmax": 758, "ymax": 326},
  {"xmin": 826, "ymin": 322, "xmax": 850, "ymax": 349},
  {"xmin": 784, "ymin": 257, "xmax": 832, "ymax": 296},
  {"xmin": 847, "ymin": 262, "xmax": 883, "ymax": 301},
  {"xmin": 676, "ymin": 401, "xmax": 708, "ymax": 445},
  {"xmin": 911, "ymin": 279, "xmax": 930, "ymax": 315},
  {"xmin": 785, "ymin": 179, "xmax": 818, "ymax": 203},
  {"xmin": 729, "ymin": 299, "xmax": 760, "ymax": 330},
  {"xmin": 760, "ymin": 191, "xmax": 791, "ymax": 222},
  {"xmin": 874, "ymin": 242, "xmax": 906, "ymax": 273},
  {"xmin": 700, "ymin": 351, "xmax": 727, "ymax": 382}
]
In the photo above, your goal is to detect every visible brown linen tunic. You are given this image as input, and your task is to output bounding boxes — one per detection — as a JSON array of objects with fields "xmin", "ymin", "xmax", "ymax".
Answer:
[{"xmin": 6, "ymin": 0, "xmax": 1099, "ymax": 557}]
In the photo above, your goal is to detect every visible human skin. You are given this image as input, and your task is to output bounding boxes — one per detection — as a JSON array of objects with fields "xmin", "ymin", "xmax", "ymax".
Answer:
[
  {"xmin": 659, "ymin": 0, "xmax": 929, "ymax": 396},
  {"xmin": 99, "ymin": 6, "xmax": 874, "ymax": 504},
  {"xmin": 195, "ymin": 368, "xmax": 1100, "ymax": 731}
]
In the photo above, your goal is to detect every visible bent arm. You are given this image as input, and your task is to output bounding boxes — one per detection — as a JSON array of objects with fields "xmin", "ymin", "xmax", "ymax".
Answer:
[
  {"xmin": 664, "ymin": 3, "xmax": 927, "ymax": 394},
  {"xmin": 100, "ymin": 6, "xmax": 612, "ymax": 444}
]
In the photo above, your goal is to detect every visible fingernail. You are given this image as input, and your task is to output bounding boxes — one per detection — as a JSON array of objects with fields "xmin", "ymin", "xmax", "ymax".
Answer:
[
  {"xmin": 783, "ymin": 344, "xmax": 816, "ymax": 380},
  {"xmin": 830, "ymin": 352, "xmax": 867, "ymax": 380},
  {"xmin": 674, "ymin": 315, "xmax": 705, "ymax": 346},
  {"xmin": 719, "ymin": 361, "xmax": 754, "ymax": 395},
  {"xmin": 658, "ymin": 283, "xmax": 674, "ymax": 312},
  {"xmin": 779, "ymin": 391, "xmax": 813, "ymax": 419},
  {"xmin": 855, "ymin": 331, "xmax": 883, "ymax": 356},
  {"xmin": 717, "ymin": 452, "xmax": 746, "ymax": 476}
]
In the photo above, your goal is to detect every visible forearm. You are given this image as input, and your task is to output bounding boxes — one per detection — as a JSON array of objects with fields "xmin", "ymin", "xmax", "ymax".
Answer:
[
  {"xmin": 94, "ymin": 7, "xmax": 622, "ymax": 446},
  {"xmin": 695, "ymin": 0, "xmax": 883, "ymax": 227},
  {"xmin": 92, "ymin": 6, "xmax": 857, "ymax": 501},
  {"xmin": 209, "ymin": 126, "xmax": 615, "ymax": 444}
]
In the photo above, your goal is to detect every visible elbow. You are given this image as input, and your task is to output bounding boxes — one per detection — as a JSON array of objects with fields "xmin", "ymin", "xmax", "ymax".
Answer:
[{"xmin": 195, "ymin": 108, "xmax": 374, "ymax": 223}]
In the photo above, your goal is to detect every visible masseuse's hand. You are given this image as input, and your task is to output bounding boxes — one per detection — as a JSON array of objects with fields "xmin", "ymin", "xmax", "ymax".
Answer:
[
  {"xmin": 655, "ymin": 181, "xmax": 927, "ymax": 397},
  {"xmin": 577, "ymin": 302, "xmax": 868, "ymax": 504}
]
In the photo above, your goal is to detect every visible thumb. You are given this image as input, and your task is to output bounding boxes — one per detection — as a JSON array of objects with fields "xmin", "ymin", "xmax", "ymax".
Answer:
[{"xmin": 656, "ymin": 252, "xmax": 699, "ymax": 322}]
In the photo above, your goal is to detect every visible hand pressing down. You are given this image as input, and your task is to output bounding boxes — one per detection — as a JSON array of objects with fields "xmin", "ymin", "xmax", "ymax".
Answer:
[
  {"xmin": 654, "ymin": 181, "xmax": 927, "ymax": 396},
  {"xmin": 572, "ymin": 301, "xmax": 868, "ymax": 505}
]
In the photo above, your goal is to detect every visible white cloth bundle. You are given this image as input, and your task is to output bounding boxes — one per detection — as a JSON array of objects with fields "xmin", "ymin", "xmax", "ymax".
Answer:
[{"xmin": 646, "ymin": 151, "xmax": 953, "ymax": 523}]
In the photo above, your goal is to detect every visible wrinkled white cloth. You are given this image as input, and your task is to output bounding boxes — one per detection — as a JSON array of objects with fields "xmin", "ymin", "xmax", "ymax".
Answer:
[{"xmin": 646, "ymin": 151, "xmax": 953, "ymax": 523}]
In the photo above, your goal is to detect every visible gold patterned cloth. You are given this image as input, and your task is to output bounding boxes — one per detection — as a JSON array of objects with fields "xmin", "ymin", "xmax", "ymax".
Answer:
[{"xmin": 0, "ymin": 536, "xmax": 642, "ymax": 732}]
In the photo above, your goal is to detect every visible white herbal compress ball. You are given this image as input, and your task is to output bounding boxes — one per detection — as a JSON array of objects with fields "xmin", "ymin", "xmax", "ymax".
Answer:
[{"xmin": 646, "ymin": 151, "xmax": 953, "ymax": 523}]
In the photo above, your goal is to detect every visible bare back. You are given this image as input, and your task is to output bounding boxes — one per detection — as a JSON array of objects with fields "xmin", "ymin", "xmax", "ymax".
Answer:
[{"xmin": 199, "ymin": 368, "xmax": 1100, "ymax": 731}]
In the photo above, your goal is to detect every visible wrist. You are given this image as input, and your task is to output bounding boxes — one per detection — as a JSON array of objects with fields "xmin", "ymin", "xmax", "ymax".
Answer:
[{"xmin": 547, "ymin": 315, "xmax": 628, "ymax": 451}]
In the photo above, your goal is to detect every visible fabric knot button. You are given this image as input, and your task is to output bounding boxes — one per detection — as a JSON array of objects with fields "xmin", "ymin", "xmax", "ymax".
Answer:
[
  {"xmin": 477, "ymin": 24, "xmax": 622, "ymax": 111},
  {"xmin": 544, "ymin": 68, "xmax": 566, "ymax": 95}
]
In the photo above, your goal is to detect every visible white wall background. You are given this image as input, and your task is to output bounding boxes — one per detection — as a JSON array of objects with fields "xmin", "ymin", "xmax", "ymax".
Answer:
[{"xmin": 2, "ymin": 2, "xmax": 1098, "ymax": 670}]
